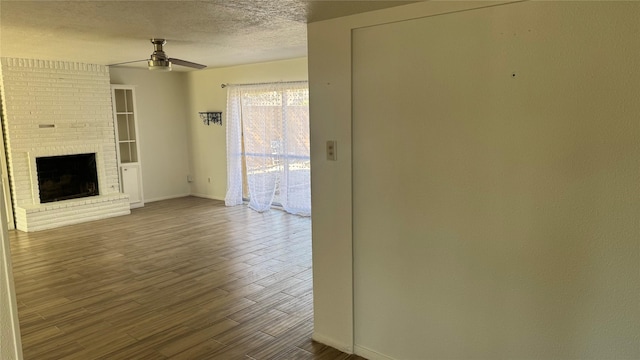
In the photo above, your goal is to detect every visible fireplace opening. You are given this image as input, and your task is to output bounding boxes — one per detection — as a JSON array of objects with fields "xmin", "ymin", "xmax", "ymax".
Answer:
[{"xmin": 36, "ymin": 153, "xmax": 99, "ymax": 203}]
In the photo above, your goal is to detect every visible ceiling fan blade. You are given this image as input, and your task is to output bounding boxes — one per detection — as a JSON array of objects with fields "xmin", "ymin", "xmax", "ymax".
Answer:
[
  {"xmin": 169, "ymin": 58, "xmax": 207, "ymax": 70},
  {"xmin": 108, "ymin": 59, "xmax": 147, "ymax": 67}
]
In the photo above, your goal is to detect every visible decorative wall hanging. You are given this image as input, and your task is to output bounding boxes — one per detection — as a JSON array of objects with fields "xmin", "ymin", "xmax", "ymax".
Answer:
[{"xmin": 199, "ymin": 112, "xmax": 222, "ymax": 126}]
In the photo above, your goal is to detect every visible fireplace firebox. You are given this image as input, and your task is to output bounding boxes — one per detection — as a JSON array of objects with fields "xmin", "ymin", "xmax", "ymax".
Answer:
[{"xmin": 36, "ymin": 153, "xmax": 99, "ymax": 203}]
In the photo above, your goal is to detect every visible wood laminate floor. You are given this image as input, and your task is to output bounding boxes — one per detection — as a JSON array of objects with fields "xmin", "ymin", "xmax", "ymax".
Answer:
[{"xmin": 10, "ymin": 197, "xmax": 363, "ymax": 360}]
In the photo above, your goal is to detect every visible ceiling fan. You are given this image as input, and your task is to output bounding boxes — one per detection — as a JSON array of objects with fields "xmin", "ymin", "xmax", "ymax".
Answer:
[{"xmin": 110, "ymin": 39, "xmax": 207, "ymax": 71}]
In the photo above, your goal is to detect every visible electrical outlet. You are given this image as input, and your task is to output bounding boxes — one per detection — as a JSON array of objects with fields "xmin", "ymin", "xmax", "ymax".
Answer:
[
  {"xmin": 187, "ymin": 175, "xmax": 193, "ymax": 183},
  {"xmin": 326, "ymin": 140, "xmax": 337, "ymax": 161}
]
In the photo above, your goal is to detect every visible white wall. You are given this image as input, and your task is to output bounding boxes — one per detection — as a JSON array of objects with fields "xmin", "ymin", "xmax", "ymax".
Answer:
[
  {"xmin": 308, "ymin": 2, "xmax": 509, "ymax": 353},
  {"xmin": 110, "ymin": 68, "xmax": 191, "ymax": 202},
  {"xmin": 0, "ymin": 171, "xmax": 23, "ymax": 359},
  {"xmin": 309, "ymin": 1, "xmax": 640, "ymax": 359},
  {"xmin": 110, "ymin": 59, "xmax": 307, "ymax": 203},
  {"xmin": 185, "ymin": 58, "xmax": 308, "ymax": 200}
]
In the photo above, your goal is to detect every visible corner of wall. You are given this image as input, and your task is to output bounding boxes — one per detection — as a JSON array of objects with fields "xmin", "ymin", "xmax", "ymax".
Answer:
[
  {"xmin": 312, "ymin": 332, "xmax": 353, "ymax": 355},
  {"xmin": 0, "ymin": 180, "xmax": 23, "ymax": 360}
]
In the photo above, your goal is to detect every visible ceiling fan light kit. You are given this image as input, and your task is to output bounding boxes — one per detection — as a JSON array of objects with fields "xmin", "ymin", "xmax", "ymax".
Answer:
[{"xmin": 148, "ymin": 59, "xmax": 172, "ymax": 71}]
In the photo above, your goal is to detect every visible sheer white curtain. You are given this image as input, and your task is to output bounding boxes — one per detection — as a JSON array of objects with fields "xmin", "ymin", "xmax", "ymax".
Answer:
[{"xmin": 225, "ymin": 82, "xmax": 310, "ymax": 216}]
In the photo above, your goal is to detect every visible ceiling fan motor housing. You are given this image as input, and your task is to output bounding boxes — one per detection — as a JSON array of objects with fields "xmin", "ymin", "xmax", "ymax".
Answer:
[{"xmin": 148, "ymin": 38, "xmax": 171, "ymax": 71}]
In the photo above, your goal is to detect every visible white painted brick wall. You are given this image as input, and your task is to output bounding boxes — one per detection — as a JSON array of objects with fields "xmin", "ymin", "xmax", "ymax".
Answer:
[
  {"xmin": 20, "ymin": 194, "xmax": 130, "ymax": 232},
  {"xmin": 0, "ymin": 58, "xmax": 130, "ymax": 232}
]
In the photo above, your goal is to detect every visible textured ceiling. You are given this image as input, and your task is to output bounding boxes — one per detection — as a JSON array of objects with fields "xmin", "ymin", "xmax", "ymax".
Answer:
[{"xmin": 0, "ymin": 1, "xmax": 416, "ymax": 71}]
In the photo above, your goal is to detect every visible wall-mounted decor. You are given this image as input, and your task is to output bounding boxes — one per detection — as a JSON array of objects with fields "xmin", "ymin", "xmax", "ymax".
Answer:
[{"xmin": 199, "ymin": 112, "xmax": 223, "ymax": 126}]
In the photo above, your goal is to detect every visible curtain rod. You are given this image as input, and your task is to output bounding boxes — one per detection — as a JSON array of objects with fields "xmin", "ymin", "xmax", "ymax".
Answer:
[{"xmin": 220, "ymin": 80, "xmax": 307, "ymax": 88}]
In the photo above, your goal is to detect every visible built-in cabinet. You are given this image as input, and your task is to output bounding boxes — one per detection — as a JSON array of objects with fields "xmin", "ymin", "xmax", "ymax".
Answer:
[{"xmin": 111, "ymin": 85, "xmax": 144, "ymax": 208}]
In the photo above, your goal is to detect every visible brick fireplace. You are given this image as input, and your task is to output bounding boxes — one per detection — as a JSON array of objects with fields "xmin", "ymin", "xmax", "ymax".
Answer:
[{"xmin": 0, "ymin": 58, "xmax": 130, "ymax": 232}]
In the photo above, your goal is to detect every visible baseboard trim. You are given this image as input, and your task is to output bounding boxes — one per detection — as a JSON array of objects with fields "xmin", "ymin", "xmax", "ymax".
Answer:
[
  {"xmin": 354, "ymin": 345, "xmax": 397, "ymax": 360},
  {"xmin": 190, "ymin": 193, "xmax": 225, "ymax": 201},
  {"xmin": 312, "ymin": 332, "xmax": 353, "ymax": 354},
  {"xmin": 145, "ymin": 194, "xmax": 191, "ymax": 203}
]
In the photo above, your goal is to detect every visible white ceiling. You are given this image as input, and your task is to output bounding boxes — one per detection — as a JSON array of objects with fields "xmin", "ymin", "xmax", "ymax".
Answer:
[{"xmin": 0, "ymin": 0, "xmax": 416, "ymax": 71}]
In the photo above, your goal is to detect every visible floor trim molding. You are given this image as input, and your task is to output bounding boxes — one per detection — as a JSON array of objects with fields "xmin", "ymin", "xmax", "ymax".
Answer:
[
  {"xmin": 190, "ymin": 193, "xmax": 225, "ymax": 201},
  {"xmin": 145, "ymin": 193, "xmax": 191, "ymax": 203},
  {"xmin": 312, "ymin": 332, "xmax": 353, "ymax": 354},
  {"xmin": 354, "ymin": 345, "xmax": 397, "ymax": 360}
]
